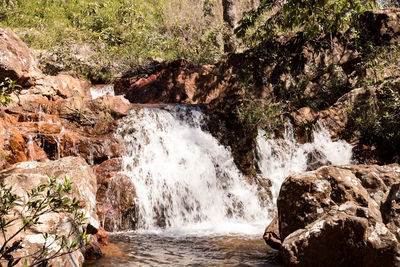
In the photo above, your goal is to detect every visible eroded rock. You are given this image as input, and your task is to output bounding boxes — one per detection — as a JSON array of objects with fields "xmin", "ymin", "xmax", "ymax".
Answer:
[{"xmin": 276, "ymin": 164, "xmax": 400, "ymax": 266}]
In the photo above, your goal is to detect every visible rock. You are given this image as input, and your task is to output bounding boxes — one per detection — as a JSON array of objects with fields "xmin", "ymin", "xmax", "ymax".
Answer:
[
  {"xmin": 114, "ymin": 59, "xmax": 213, "ymax": 104},
  {"xmin": 0, "ymin": 157, "xmax": 100, "ymax": 266},
  {"xmin": 381, "ymin": 183, "xmax": 400, "ymax": 241},
  {"xmin": 263, "ymin": 216, "xmax": 282, "ymax": 250},
  {"xmin": 86, "ymin": 94, "xmax": 132, "ymax": 119},
  {"xmin": 38, "ymin": 132, "xmax": 122, "ymax": 164},
  {"xmin": 84, "ymin": 241, "xmax": 104, "ymax": 261},
  {"xmin": 362, "ymin": 9, "xmax": 400, "ymax": 44},
  {"xmin": 317, "ymin": 86, "xmax": 377, "ymax": 140},
  {"xmin": 28, "ymin": 74, "xmax": 91, "ymax": 99},
  {"xmin": 94, "ymin": 227, "xmax": 109, "ymax": 246},
  {"xmin": 1, "ymin": 118, "xmax": 28, "ymax": 164},
  {"xmin": 276, "ymin": 164, "xmax": 400, "ymax": 266},
  {"xmin": 291, "ymin": 107, "xmax": 318, "ymax": 127},
  {"xmin": 281, "ymin": 211, "xmax": 400, "ymax": 267},
  {"xmin": 0, "ymin": 28, "xmax": 42, "ymax": 86},
  {"xmin": 94, "ymin": 158, "xmax": 138, "ymax": 231}
]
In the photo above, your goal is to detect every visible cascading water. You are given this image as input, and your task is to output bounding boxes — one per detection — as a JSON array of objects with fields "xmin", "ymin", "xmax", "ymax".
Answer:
[
  {"xmin": 116, "ymin": 105, "xmax": 353, "ymax": 236},
  {"xmin": 256, "ymin": 125, "xmax": 353, "ymax": 206},
  {"xmin": 92, "ymin": 105, "xmax": 354, "ymax": 267},
  {"xmin": 117, "ymin": 105, "xmax": 266, "ymax": 235}
]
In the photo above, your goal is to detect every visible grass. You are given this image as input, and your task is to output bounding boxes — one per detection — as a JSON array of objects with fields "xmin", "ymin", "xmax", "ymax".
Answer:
[{"xmin": 0, "ymin": 0, "xmax": 225, "ymax": 83}]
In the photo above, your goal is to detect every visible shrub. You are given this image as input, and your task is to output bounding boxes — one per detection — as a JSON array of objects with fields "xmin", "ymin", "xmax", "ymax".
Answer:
[
  {"xmin": 0, "ymin": 78, "xmax": 21, "ymax": 106},
  {"xmin": 0, "ymin": 0, "xmax": 225, "ymax": 83},
  {"xmin": 0, "ymin": 176, "xmax": 89, "ymax": 267},
  {"xmin": 235, "ymin": 0, "xmax": 376, "ymax": 49}
]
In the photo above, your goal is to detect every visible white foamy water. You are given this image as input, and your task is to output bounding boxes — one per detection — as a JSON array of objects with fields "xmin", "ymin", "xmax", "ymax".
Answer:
[
  {"xmin": 116, "ymin": 105, "xmax": 353, "ymax": 236},
  {"xmin": 256, "ymin": 125, "xmax": 353, "ymax": 207},
  {"xmin": 90, "ymin": 85, "xmax": 115, "ymax": 99},
  {"xmin": 117, "ymin": 106, "xmax": 266, "ymax": 236}
]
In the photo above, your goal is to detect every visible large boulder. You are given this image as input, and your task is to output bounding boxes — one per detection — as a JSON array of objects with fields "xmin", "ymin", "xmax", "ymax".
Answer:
[
  {"xmin": 94, "ymin": 158, "xmax": 137, "ymax": 231},
  {"xmin": 0, "ymin": 157, "xmax": 100, "ymax": 266},
  {"xmin": 0, "ymin": 28, "xmax": 42, "ymax": 86},
  {"xmin": 271, "ymin": 164, "xmax": 400, "ymax": 266}
]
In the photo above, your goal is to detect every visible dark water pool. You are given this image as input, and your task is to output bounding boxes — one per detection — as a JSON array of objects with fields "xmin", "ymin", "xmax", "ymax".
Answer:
[{"xmin": 84, "ymin": 232, "xmax": 280, "ymax": 267}]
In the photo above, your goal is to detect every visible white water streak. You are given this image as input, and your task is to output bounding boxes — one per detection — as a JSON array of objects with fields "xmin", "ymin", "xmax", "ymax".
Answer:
[
  {"xmin": 117, "ymin": 106, "xmax": 353, "ymax": 236},
  {"xmin": 117, "ymin": 106, "xmax": 266, "ymax": 235},
  {"xmin": 256, "ymin": 125, "xmax": 353, "ymax": 207}
]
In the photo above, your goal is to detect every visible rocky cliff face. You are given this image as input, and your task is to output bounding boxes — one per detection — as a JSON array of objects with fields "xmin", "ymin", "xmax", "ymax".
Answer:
[{"xmin": 0, "ymin": 27, "xmax": 137, "ymax": 263}]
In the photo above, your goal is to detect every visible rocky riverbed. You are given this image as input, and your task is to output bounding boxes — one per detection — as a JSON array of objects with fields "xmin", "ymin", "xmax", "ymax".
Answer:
[{"xmin": 0, "ymin": 8, "xmax": 399, "ymax": 267}]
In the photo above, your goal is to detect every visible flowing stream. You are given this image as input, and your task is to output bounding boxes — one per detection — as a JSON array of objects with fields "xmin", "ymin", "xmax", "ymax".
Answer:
[{"xmin": 85, "ymin": 105, "xmax": 352, "ymax": 266}]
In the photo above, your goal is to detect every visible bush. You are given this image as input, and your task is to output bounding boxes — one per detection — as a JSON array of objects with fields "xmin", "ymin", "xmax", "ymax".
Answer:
[
  {"xmin": 0, "ymin": 176, "xmax": 89, "ymax": 267},
  {"xmin": 235, "ymin": 0, "xmax": 376, "ymax": 49},
  {"xmin": 0, "ymin": 78, "xmax": 21, "ymax": 106},
  {"xmin": 0, "ymin": 0, "xmax": 225, "ymax": 83},
  {"xmin": 352, "ymin": 81, "xmax": 400, "ymax": 159}
]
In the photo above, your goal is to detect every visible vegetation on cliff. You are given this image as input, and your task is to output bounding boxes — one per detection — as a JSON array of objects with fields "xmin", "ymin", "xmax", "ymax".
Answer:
[{"xmin": 0, "ymin": 0, "xmax": 225, "ymax": 82}]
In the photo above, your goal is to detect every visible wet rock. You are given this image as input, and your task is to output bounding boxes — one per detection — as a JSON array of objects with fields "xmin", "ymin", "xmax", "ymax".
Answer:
[
  {"xmin": 276, "ymin": 164, "xmax": 400, "ymax": 266},
  {"xmin": 263, "ymin": 216, "xmax": 281, "ymax": 250},
  {"xmin": 84, "ymin": 241, "xmax": 104, "ymax": 261},
  {"xmin": 94, "ymin": 158, "xmax": 138, "ymax": 231},
  {"xmin": 39, "ymin": 132, "xmax": 122, "ymax": 163},
  {"xmin": 0, "ymin": 28, "xmax": 42, "ymax": 86},
  {"xmin": 0, "ymin": 157, "xmax": 100, "ymax": 266},
  {"xmin": 26, "ymin": 138, "xmax": 48, "ymax": 161},
  {"xmin": 94, "ymin": 227, "xmax": 109, "ymax": 246},
  {"xmin": 1, "ymin": 119, "xmax": 28, "ymax": 164}
]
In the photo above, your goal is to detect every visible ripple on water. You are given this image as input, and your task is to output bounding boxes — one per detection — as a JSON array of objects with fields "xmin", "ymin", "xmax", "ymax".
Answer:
[{"xmin": 83, "ymin": 232, "xmax": 280, "ymax": 267}]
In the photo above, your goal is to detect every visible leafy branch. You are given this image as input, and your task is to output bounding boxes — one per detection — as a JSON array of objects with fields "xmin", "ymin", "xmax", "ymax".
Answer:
[{"xmin": 0, "ymin": 176, "xmax": 89, "ymax": 267}]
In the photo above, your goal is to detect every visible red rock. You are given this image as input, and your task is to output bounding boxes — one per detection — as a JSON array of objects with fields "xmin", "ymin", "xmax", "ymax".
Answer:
[
  {"xmin": 0, "ymin": 28, "xmax": 42, "ymax": 86},
  {"xmin": 17, "ymin": 122, "xmax": 62, "ymax": 135},
  {"xmin": 94, "ymin": 158, "xmax": 137, "ymax": 231},
  {"xmin": 26, "ymin": 138, "xmax": 47, "ymax": 161},
  {"xmin": 94, "ymin": 227, "xmax": 109, "ymax": 246}
]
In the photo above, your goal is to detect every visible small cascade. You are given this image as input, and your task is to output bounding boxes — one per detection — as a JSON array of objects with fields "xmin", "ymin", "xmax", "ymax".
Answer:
[
  {"xmin": 256, "ymin": 125, "xmax": 353, "ymax": 208},
  {"xmin": 117, "ymin": 106, "xmax": 266, "ymax": 235},
  {"xmin": 26, "ymin": 135, "xmax": 36, "ymax": 161},
  {"xmin": 90, "ymin": 85, "xmax": 115, "ymax": 99}
]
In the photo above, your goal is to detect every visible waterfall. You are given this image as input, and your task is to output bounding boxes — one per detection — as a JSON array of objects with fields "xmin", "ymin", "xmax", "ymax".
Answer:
[
  {"xmin": 256, "ymin": 126, "xmax": 353, "ymax": 208},
  {"xmin": 116, "ymin": 105, "xmax": 353, "ymax": 235},
  {"xmin": 117, "ymin": 106, "xmax": 266, "ymax": 235}
]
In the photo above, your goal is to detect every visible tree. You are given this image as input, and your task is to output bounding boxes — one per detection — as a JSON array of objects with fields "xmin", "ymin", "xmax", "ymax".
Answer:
[
  {"xmin": 235, "ymin": 0, "xmax": 376, "ymax": 48},
  {"xmin": 0, "ymin": 176, "xmax": 89, "ymax": 267}
]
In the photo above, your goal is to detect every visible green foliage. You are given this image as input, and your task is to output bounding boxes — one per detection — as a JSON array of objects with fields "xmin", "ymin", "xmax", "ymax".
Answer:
[
  {"xmin": 0, "ymin": 176, "xmax": 89, "ymax": 267},
  {"xmin": 0, "ymin": 0, "xmax": 225, "ymax": 83},
  {"xmin": 234, "ymin": 84, "xmax": 285, "ymax": 137},
  {"xmin": 235, "ymin": 0, "xmax": 376, "ymax": 49},
  {"xmin": 0, "ymin": 78, "xmax": 21, "ymax": 107},
  {"xmin": 351, "ymin": 82, "xmax": 400, "ymax": 158}
]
